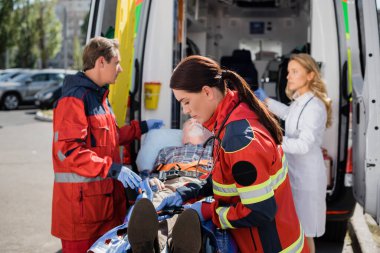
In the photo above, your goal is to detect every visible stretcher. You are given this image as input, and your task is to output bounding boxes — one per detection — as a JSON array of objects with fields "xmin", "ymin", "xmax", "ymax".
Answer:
[{"xmin": 88, "ymin": 179, "xmax": 237, "ymax": 253}]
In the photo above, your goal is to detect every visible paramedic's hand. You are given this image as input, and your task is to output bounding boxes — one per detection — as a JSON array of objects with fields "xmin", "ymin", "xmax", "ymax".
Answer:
[
  {"xmin": 149, "ymin": 177, "xmax": 165, "ymax": 191},
  {"xmin": 155, "ymin": 192, "xmax": 183, "ymax": 211},
  {"xmin": 254, "ymin": 88, "xmax": 268, "ymax": 102},
  {"xmin": 117, "ymin": 166, "xmax": 142, "ymax": 189},
  {"xmin": 146, "ymin": 119, "xmax": 164, "ymax": 130},
  {"xmin": 137, "ymin": 178, "xmax": 154, "ymax": 201}
]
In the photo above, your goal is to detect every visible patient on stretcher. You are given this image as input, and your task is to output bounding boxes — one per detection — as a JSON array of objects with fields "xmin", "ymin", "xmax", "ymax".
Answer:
[
  {"xmin": 146, "ymin": 118, "xmax": 213, "ymax": 209},
  {"xmin": 88, "ymin": 119, "xmax": 214, "ymax": 253}
]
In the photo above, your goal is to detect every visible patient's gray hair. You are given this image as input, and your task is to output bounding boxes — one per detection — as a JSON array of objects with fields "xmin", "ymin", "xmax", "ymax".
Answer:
[{"xmin": 182, "ymin": 118, "xmax": 212, "ymax": 145}]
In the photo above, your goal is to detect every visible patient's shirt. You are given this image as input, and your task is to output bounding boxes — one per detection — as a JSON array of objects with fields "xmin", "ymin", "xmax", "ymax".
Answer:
[
  {"xmin": 154, "ymin": 143, "xmax": 212, "ymax": 169},
  {"xmin": 152, "ymin": 144, "xmax": 212, "ymax": 209}
]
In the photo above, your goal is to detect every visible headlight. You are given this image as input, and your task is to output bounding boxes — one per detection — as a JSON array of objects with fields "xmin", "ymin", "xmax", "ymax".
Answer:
[{"xmin": 43, "ymin": 92, "xmax": 53, "ymax": 100}]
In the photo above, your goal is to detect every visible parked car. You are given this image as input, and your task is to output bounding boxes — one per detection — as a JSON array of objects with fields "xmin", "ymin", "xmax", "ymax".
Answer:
[
  {"xmin": 0, "ymin": 68, "xmax": 25, "ymax": 76},
  {"xmin": 0, "ymin": 69, "xmax": 76, "ymax": 110},
  {"xmin": 34, "ymin": 82, "xmax": 63, "ymax": 109},
  {"xmin": 0, "ymin": 69, "xmax": 28, "ymax": 82}
]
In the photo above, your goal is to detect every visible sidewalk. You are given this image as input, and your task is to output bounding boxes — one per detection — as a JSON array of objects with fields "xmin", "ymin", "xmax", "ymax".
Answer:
[
  {"xmin": 35, "ymin": 109, "xmax": 53, "ymax": 122},
  {"xmin": 348, "ymin": 204, "xmax": 380, "ymax": 253}
]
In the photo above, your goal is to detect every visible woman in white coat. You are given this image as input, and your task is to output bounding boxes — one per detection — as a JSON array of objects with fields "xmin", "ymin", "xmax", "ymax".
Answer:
[{"xmin": 255, "ymin": 53, "xmax": 332, "ymax": 253}]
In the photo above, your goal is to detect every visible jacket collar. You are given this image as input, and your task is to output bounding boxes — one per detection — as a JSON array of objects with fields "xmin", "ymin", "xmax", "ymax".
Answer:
[
  {"xmin": 203, "ymin": 89, "xmax": 240, "ymax": 134},
  {"xmin": 62, "ymin": 71, "xmax": 109, "ymax": 102}
]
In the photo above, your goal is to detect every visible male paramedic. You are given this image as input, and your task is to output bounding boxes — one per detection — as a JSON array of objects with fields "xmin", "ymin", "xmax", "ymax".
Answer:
[{"xmin": 51, "ymin": 36, "xmax": 163, "ymax": 253}]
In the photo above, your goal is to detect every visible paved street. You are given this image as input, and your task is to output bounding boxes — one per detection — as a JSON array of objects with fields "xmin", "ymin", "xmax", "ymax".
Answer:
[
  {"xmin": 0, "ymin": 108, "xmax": 61, "ymax": 253},
  {"xmin": 0, "ymin": 108, "xmax": 357, "ymax": 253}
]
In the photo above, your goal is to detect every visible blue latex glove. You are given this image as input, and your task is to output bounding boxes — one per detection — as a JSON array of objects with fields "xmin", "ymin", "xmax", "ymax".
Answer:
[
  {"xmin": 155, "ymin": 192, "xmax": 183, "ymax": 211},
  {"xmin": 136, "ymin": 178, "xmax": 154, "ymax": 201},
  {"xmin": 184, "ymin": 201, "xmax": 205, "ymax": 221},
  {"xmin": 146, "ymin": 119, "xmax": 164, "ymax": 130},
  {"xmin": 117, "ymin": 166, "xmax": 142, "ymax": 189},
  {"xmin": 254, "ymin": 87, "xmax": 268, "ymax": 102}
]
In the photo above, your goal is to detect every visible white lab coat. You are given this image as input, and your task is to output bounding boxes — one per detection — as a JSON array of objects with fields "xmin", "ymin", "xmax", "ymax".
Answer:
[{"xmin": 267, "ymin": 91, "xmax": 327, "ymax": 237}]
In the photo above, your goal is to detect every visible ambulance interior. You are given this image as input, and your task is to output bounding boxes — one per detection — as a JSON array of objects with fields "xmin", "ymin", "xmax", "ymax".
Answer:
[
  {"xmin": 90, "ymin": 1, "xmax": 351, "ymax": 228},
  {"xmin": 186, "ymin": 0, "xmax": 310, "ymax": 97},
  {"xmin": 185, "ymin": 0, "xmax": 346, "ymax": 197}
]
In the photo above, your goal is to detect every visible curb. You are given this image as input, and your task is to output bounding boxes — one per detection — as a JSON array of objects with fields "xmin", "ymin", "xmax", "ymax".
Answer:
[
  {"xmin": 348, "ymin": 204, "xmax": 380, "ymax": 253},
  {"xmin": 34, "ymin": 110, "xmax": 53, "ymax": 122}
]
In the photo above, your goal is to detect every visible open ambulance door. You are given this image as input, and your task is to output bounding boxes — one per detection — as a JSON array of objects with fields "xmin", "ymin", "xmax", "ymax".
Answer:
[
  {"xmin": 350, "ymin": 0, "xmax": 380, "ymax": 224},
  {"xmin": 86, "ymin": 0, "xmax": 183, "ymax": 129},
  {"xmin": 137, "ymin": 0, "xmax": 184, "ymax": 129},
  {"xmin": 86, "ymin": 0, "xmax": 138, "ymax": 126},
  {"xmin": 86, "ymin": 0, "xmax": 185, "ymax": 165}
]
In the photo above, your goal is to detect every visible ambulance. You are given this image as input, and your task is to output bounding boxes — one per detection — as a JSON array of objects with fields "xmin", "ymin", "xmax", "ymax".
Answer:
[{"xmin": 87, "ymin": 0, "xmax": 380, "ymax": 241}]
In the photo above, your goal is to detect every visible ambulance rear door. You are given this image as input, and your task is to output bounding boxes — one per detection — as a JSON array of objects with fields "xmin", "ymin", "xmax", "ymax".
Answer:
[{"xmin": 350, "ymin": 0, "xmax": 380, "ymax": 224}]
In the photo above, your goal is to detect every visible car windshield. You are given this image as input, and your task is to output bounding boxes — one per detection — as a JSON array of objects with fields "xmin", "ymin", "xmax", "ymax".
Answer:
[
  {"xmin": 0, "ymin": 72, "xmax": 21, "ymax": 81},
  {"xmin": 11, "ymin": 73, "xmax": 30, "ymax": 82}
]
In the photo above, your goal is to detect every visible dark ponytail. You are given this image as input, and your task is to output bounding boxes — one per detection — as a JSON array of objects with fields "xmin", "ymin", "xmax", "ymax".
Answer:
[
  {"xmin": 222, "ymin": 70, "xmax": 282, "ymax": 144},
  {"xmin": 170, "ymin": 55, "xmax": 282, "ymax": 145}
]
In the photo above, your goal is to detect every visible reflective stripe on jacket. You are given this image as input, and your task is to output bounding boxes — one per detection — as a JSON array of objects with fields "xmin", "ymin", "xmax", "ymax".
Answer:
[{"xmin": 51, "ymin": 72, "xmax": 142, "ymax": 240}]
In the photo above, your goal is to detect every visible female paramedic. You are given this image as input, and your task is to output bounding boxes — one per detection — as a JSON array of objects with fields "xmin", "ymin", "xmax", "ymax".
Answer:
[
  {"xmin": 255, "ymin": 53, "xmax": 332, "ymax": 253},
  {"xmin": 156, "ymin": 55, "xmax": 309, "ymax": 253}
]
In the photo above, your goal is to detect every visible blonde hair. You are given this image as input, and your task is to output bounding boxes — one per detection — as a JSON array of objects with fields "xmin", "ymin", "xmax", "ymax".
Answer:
[{"xmin": 286, "ymin": 53, "xmax": 332, "ymax": 128}]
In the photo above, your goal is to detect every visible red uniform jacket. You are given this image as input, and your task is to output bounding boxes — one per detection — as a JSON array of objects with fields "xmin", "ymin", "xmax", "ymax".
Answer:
[
  {"xmin": 51, "ymin": 72, "xmax": 147, "ymax": 240},
  {"xmin": 177, "ymin": 90, "xmax": 309, "ymax": 253}
]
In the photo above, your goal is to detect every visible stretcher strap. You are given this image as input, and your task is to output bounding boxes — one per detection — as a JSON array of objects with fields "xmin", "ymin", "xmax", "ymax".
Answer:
[
  {"xmin": 156, "ymin": 160, "xmax": 210, "ymax": 174},
  {"xmin": 157, "ymin": 170, "xmax": 205, "ymax": 181}
]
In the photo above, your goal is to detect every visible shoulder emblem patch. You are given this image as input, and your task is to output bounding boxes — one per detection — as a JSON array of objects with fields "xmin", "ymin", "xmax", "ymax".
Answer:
[{"xmin": 221, "ymin": 120, "xmax": 254, "ymax": 153}]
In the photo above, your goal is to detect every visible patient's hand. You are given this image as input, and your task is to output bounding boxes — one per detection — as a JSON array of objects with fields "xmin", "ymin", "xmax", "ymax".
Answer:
[{"xmin": 149, "ymin": 177, "xmax": 165, "ymax": 191}]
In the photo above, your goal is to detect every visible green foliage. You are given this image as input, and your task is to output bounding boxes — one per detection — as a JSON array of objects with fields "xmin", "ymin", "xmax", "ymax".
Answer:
[
  {"xmin": 81, "ymin": 10, "xmax": 90, "ymax": 44},
  {"xmin": 3, "ymin": 0, "xmax": 62, "ymax": 68},
  {"xmin": 34, "ymin": 0, "xmax": 62, "ymax": 68},
  {"xmin": 13, "ymin": 0, "xmax": 39, "ymax": 68},
  {"xmin": 72, "ymin": 35, "xmax": 82, "ymax": 70},
  {"xmin": 0, "ymin": 1, "xmax": 16, "ymax": 68}
]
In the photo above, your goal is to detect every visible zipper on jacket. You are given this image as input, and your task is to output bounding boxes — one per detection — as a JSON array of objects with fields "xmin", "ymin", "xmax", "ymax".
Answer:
[
  {"xmin": 250, "ymin": 228, "xmax": 257, "ymax": 251},
  {"xmin": 79, "ymin": 186, "xmax": 84, "ymax": 218}
]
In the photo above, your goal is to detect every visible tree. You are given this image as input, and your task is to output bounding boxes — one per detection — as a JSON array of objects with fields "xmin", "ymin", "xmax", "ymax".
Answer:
[
  {"xmin": 35, "ymin": 0, "xmax": 62, "ymax": 68},
  {"xmin": 72, "ymin": 34, "xmax": 82, "ymax": 70},
  {"xmin": 13, "ymin": 0, "xmax": 39, "ymax": 68},
  {"xmin": 0, "ymin": 0, "xmax": 62, "ymax": 68},
  {"xmin": 0, "ymin": 1, "xmax": 16, "ymax": 68},
  {"xmin": 81, "ymin": 10, "xmax": 90, "ymax": 44}
]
